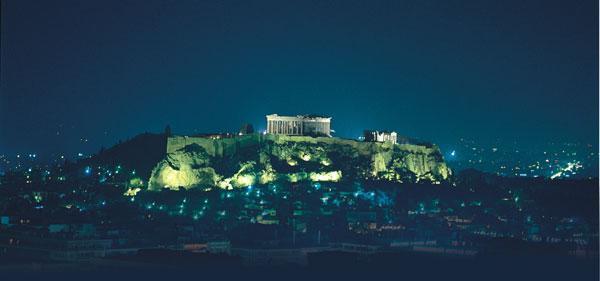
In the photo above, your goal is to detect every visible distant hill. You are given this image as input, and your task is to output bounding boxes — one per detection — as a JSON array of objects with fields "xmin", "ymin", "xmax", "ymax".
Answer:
[{"xmin": 77, "ymin": 133, "xmax": 167, "ymax": 179}]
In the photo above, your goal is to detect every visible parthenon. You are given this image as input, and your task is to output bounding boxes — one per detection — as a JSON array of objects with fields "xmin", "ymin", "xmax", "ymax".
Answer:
[{"xmin": 266, "ymin": 114, "xmax": 332, "ymax": 137}]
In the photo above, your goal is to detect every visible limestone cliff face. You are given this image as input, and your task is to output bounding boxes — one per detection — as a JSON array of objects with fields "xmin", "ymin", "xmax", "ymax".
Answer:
[
  {"xmin": 148, "ymin": 134, "xmax": 451, "ymax": 191},
  {"xmin": 148, "ymin": 144, "xmax": 219, "ymax": 190}
]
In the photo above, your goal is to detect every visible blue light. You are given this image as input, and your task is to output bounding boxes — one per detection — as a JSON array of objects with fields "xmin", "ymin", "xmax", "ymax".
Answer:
[{"xmin": 450, "ymin": 150, "xmax": 456, "ymax": 157}]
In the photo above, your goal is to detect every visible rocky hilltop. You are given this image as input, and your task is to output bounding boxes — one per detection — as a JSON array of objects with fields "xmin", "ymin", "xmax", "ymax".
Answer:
[{"xmin": 148, "ymin": 134, "xmax": 451, "ymax": 191}]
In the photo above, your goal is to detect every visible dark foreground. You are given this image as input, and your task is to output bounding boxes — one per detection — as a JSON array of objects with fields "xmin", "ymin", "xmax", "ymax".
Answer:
[{"xmin": 1, "ymin": 251, "xmax": 598, "ymax": 281}]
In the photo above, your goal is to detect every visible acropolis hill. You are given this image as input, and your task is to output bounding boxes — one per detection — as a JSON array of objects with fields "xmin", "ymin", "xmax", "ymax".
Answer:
[{"xmin": 148, "ymin": 134, "xmax": 451, "ymax": 191}]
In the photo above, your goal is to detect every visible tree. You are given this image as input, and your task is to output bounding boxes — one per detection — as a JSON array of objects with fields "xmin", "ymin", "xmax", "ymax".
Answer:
[{"xmin": 239, "ymin": 123, "xmax": 254, "ymax": 135}]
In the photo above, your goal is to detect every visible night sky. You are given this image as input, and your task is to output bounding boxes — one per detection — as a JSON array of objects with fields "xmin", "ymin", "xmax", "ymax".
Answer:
[{"xmin": 1, "ymin": 0, "xmax": 598, "ymax": 159}]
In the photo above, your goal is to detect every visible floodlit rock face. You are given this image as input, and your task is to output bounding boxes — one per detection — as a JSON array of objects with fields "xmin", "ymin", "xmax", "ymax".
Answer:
[
  {"xmin": 148, "ymin": 144, "xmax": 219, "ymax": 190},
  {"xmin": 148, "ymin": 134, "xmax": 451, "ymax": 191}
]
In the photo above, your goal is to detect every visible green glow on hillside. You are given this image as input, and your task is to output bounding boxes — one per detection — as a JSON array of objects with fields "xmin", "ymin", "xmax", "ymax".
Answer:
[
  {"xmin": 148, "ymin": 135, "xmax": 451, "ymax": 191},
  {"xmin": 309, "ymin": 171, "xmax": 342, "ymax": 182}
]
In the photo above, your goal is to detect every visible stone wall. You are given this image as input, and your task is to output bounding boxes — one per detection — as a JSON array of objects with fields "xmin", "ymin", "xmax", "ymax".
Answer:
[{"xmin": 167, "ymin": 134, "xmax": 260, "ymax": 156}]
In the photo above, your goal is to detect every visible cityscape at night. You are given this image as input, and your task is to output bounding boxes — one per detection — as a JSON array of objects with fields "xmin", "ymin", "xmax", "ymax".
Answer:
[{"xmin": 0, "ymin": 0, "xmax": 598, "ymax": 280}]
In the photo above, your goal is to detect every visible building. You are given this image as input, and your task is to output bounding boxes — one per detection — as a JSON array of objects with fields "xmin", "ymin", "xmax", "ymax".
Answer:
[
  {"xmin": 266, "ymin": 114, "xmax": 332, "ymax": 137},
  {"xmin": 363, "ymin": 130, "xmax": 398, "ymax": 144}
]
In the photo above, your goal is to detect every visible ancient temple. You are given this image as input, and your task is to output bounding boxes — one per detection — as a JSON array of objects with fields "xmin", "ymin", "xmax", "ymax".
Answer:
[{"xmin": 266, "ymin": 114, "xmax": 332, "ymax": 137}]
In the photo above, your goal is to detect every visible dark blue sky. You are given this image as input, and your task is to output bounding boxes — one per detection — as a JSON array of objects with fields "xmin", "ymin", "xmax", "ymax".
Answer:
[{"xmin": 1, "ymin": 0, "xmax": 598, "ymax": 158}]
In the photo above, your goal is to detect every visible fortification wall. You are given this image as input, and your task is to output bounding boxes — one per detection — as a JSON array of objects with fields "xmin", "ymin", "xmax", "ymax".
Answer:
[
  {"xmin": 168, "ymin": 134, "xmax": 440, "ymax": 158},
  {"xmin": 167, "ymin": 134, "xmax": 261, "ymax": 157}
]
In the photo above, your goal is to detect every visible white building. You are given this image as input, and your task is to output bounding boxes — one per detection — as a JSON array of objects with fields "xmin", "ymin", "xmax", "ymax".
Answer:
[
  {"xmin": 266, "ymin": 114, "xmax": 332, "ymax": 137},
  {"xmin": 364, "ymin": 130, "xmax": 398, "ymax": 144}
]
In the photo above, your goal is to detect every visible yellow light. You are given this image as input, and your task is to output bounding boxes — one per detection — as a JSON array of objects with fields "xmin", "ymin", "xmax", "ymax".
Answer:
[
  {"xmin": 217, "ymin": 178, "xmax": 233, "ymax": 190},
  {"xmin": 309, "ymin": 171, "xmax": 342, "ymax": 182},
  {"xmin": 299, "ymin": 152, "xmax": 311, "ymax": 161},
  {"xmin": 124, "ymin": 187, "xmax": 141, "ymax": 196},
  {"xmin": 233, "ymin": 174, "xmax": 255, "ymax": 188},
  {"xmin": 286, "ymin": 172, "xmax": 308, "ymax": 183},
  {"xmin": 157, "ymin": 165, "xmax": 203, "ymax": 190},
  {"xmin": 129, "ymin": 177, "xmax": 144, "ymax": 187},
  {"xmin": 259, "ymin": 170, "xmax": 277, "ymax": 184}
]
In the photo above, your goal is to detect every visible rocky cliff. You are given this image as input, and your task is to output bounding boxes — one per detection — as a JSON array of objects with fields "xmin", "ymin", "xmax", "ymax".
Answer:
[{"xmin": 148, "ymin": 134, "xmax": 451, "ymax": 191}]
